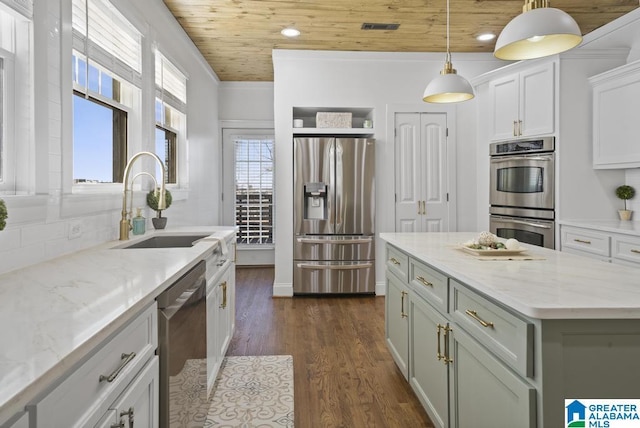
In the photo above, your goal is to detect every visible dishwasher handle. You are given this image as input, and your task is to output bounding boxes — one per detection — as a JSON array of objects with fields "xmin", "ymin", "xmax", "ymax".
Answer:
[{"xmin": 157, "ymin": 261, "xmax": 206, "ymax": 309}]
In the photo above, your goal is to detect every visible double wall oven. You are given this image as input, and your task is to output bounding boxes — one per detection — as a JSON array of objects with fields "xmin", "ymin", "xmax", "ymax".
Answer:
[{"xmin": 489, "ymin": 137, "xmax": 556, "ymax": 249}]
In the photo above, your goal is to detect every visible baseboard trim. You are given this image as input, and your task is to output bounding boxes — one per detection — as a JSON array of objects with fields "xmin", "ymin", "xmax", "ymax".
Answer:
[
  {"xmin": 375, "ymin": 280, "xmax": 386, "ymax": 296},
  {"xmin": 273, "ymin": 282, "xmax": 293, "ymax": 297}
]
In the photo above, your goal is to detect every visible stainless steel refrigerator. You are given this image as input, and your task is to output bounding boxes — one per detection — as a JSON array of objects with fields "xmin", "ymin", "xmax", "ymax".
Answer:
[{"xmin": 293, "ymin": 137, "xmax": 375, "ymax": 294}]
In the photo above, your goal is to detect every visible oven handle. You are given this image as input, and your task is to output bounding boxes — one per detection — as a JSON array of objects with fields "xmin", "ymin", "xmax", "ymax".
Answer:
[
  {"xmin": 496, "ymin": 218, "xmax": 553, "ymax": 229},
  {"xmin": 490, "ymin": 155, "xmax": 552, "ymax": 163}
]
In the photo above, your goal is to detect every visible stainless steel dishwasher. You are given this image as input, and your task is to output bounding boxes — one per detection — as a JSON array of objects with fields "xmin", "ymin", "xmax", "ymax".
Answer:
[{"xmin": 157, "ymin": 260, "xmax": 208, "ymax": 428}]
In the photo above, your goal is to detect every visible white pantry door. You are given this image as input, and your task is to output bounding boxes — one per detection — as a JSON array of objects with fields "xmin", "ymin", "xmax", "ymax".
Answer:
[{"xmin": 395, "ymin": 112, "xmax": 449, "ymax": 232}]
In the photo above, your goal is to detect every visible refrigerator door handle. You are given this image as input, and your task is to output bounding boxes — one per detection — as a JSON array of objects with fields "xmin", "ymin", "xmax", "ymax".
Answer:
[
  {"xmin": 296, "ymin": 237, "xmax": 373, "ymax": 244},
  {"xmin": 297, "ymin": 262, "xmax": 374, "ymax": 270}
]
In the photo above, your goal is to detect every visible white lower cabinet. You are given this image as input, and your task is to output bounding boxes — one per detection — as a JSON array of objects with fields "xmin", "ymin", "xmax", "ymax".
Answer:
[
  {"xmin": 449, "ymin": 328, "xmax": 535, "ymax": 428},
  {"xmin": 94, "ymin": 357, "xmax": 159, "ymax": 428},
  {"xmin": 408, "ymin": 292, "xmax": 449, "ymax": 428},
  {"xmin": 560, "ymin": 224, "xmax": 640, "ymax": 267},
  {"xmin": 30, "ymin": 303, "xmax": 158, "ymax": 428},
  {"xmin": 206, "ymin": 259, "xmax": 236, "ymax": 395}
]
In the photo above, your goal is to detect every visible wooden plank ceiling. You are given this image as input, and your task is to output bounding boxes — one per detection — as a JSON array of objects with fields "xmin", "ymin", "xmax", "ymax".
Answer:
[{"xmin": 162, "ymin": 0, "xmax": 639, "ymax": 82}]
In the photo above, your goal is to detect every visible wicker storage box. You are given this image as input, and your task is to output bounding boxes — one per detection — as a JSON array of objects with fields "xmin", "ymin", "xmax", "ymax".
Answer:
[{"xmin": 316, "ymin": 112, "xmax": 352, "ymax": 128}]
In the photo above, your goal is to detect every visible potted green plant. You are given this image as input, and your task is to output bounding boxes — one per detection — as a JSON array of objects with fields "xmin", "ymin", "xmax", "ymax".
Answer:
[
  {"xmin": 146, "ymin": 188, "xmax": 172, "ymax": 229},
  {"xmin": 615, "ymin": 185, "xmax": 635, "ymax": 221},
  {"xmin": 0, "ymin": 198, "xmax": 7, "ymax": 230}
]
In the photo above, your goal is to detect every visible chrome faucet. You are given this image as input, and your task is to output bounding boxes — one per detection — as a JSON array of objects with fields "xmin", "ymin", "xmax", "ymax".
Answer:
[{"xmin": 120, "ymin": 151, "xmax": 166, "ymax": 240}]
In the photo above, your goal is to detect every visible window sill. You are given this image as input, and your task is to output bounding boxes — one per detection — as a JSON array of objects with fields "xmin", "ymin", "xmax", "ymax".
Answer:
[
  {"xmin": 0, "ymin": 195, "xmax": 48, "ymax": 225},
  {"xmin": 237, "ymin": 244, "xmax": 275, "ymax": 250}
]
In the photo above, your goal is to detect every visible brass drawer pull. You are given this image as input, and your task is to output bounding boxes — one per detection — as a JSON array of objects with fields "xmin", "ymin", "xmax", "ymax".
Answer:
[
  {"xmin": 631, "ymin": 249, "xmax": 640, "ymax": 254},
  {"xmin": 220, "ymin": 281, "xmax": 228, "ymax": 309},
  {"xmin": 465, "ymin": 310, "xmax": 494, "ymax": 328},
  {"xmin": 416, "ymin": 276, "xmax": 433, "ymax": 287},
  {"xmin": 443, "ymin": 325, "xmax": 453, "ymax": 365},
  {"xmin": 436, "ymin": 324, "xmax": 443, "ymax": 361},
  {"xmin": 99, "ymin": 352, "xmax": 136, "ymax": 383},
  {"xmin": 389, "ymin": 257, "xmax": 401, "ymax": 266},
  {"xmin": 400, "ymin": 291, "xmax": 408, "ymax": 318},
  {"xmin": 574, "ymin": 239, "xmax": 591, "ymax": 245}
]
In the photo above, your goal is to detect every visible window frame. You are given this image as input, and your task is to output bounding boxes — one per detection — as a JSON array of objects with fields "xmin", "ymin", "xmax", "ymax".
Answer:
[
  {"xmin": 72, "ymin": 89, "xmax": 129, "ymax": 184},
  {"xmin": 224, "ymin": 132, "xmax": 275, "ymax": 246}
]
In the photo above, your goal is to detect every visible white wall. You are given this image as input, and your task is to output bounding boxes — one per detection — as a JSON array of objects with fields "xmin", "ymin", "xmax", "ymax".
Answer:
[
  {"xmin": 218, "ymin": 81, "xmax": 276, "ymax": 266},
  {"xmin": 272, "ymin": 50, "xmax": 504, "ymax": 296},
  {"xmin": 0, "ymin": 0, "xmax": 220, "ymax": 275},
  {"xmin": 219, "ymin": 82, "xmax": 274, "ymax": 121}
]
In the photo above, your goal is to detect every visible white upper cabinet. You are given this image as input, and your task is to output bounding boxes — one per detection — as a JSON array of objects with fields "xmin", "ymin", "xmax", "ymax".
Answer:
[
  {"xmin": 590, "ymin": 60, "xmax": 640, "ymax": 168},
  {"xmin": 489, "ymin": 61, "xmax": 555, "ymax": 141}
]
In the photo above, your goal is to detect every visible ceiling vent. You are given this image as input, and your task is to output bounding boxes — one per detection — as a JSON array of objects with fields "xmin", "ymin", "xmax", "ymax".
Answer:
[{"xmin": 361, "ymin": 23, "xmax": 400, "ymax": 30}]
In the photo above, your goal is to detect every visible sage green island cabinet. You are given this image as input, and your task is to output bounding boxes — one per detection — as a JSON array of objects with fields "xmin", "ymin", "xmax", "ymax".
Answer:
[
  {"xmin": 407, "ymin": 258, "xmax": 450, "ymax": 428},
  {"xmin": 385, "ymin": 245, "xmax": 410, "ymax": 378},
  {"xmin": 381, "ymin": 232, "xmax": 640, "ymax": 428}
]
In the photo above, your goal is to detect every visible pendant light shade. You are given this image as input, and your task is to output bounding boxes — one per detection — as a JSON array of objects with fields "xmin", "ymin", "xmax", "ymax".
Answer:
[
  {"xmin": 423, "ymin": 0, "xmax": 474, "ymax": 103},
  {"xmin": 494, "ymin": 1, "xmax": 582, "ymax": 60},
  {"xmin": 423, "ymin": 56, "xmax": 475, "ymax": 103}
]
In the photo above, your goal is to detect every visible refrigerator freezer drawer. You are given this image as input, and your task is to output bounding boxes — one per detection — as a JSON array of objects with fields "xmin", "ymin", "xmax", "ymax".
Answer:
[
  {"xmin": 294, "ymin": 235, "xmax": 375, "ymax": 261},
  {"xmin": 293, "ymin": 261, "xmax": 375, "ymax": 294}
]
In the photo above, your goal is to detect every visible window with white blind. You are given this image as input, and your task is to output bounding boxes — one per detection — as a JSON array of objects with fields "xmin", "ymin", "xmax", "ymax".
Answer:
[
  {"xmin": 0, "ymin": 4, "xmax": 27, "ymax": 194},
  {"xmin": 71, "ymin": 0, "xmax": 141, "ymax": 184},
  {"xmin": 232, "ymin": 136, "xmax": 275, "ymax": 245},
  {"xmin": 155, "ymin": 51, "xmax": 186, "ymax": 184}
]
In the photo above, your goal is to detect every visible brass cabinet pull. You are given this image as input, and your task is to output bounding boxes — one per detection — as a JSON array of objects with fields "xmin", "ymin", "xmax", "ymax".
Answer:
[
  {"xmin": 220, "ymin": 281, "xmax": 228, "ymax": 309},
  {"xmin": 631, "ymin": 249, "xmax": 640, "ymax": 254},
  {"xmin": 416, "ymin": 276, "xmax": 433, "ymax": 287},
  {"xmin": 513, "ymin": 120, "xmax": 518, "ymax": 136},
  {"xmin": 574, "ymin": 239, "xmax": 592, "ymax": 245},
  {"xmin": 443, "ymin": 325, "xmax": 453, "ymax": 365},
  {"xmin": 436, "ymin": 324, "xmax": 443, "ymax": 361},
  {"xmin": 422, "ymin": 201, "xmax": 427, "ymax": 215},
  {"xmin": 465, "ymin": 309, "xmax": 494, "ymax": 328},
  {"xmin": 389, "ymin": 257, "xmax": 401, "ymax": 265},
  {"xmin": 518, "ymin": 120, "xmax": 523, "ymax": 136},
  {"xmin": 99, "ymin": 352, "xmax": 136, "ymax": 383},
  {"xmin": 400, "ymin": 290, "xmax": 408, "ymax": 318},
  {"xmin": 120, "ymin": 407, "xmax": 134, "ymax": 428}
]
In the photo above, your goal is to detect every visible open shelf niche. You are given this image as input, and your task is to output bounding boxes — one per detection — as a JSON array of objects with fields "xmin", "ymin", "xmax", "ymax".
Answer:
[{"xmin": 292, "ymin": 107, "xmax": 375, "ymax": 135}]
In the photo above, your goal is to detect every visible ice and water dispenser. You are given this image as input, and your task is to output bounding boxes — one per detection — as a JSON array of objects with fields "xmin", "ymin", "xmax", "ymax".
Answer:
[{"xmin": 303, "ymin": 182, "xmax": 328, "ymax": 220}]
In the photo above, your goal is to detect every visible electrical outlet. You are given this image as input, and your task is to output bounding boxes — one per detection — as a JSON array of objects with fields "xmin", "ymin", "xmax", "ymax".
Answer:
[{"xmin": 69, "ymin": 221, "xmax": 82, "ymax": 239}]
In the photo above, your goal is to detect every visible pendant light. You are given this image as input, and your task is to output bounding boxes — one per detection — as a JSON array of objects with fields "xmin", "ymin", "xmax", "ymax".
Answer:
[
  {"xmin": 423, "ymin": 0, "xmax": 474, "ymax": 103},
  {"xmin": 494, "ymin": 0, "xmax": 582, "ymax": 60}
]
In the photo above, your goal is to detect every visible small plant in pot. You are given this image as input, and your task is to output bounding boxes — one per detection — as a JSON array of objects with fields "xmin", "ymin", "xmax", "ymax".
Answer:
[
  {"xmin": 615, "ymin": 185, "xmax": 635, "ymax": 221},
  {"xmin": 146, "ymin": 188, "xmax": 172, "ymax": 229},
  {"xmin": 0, "ymin": 198, "xmax": 7, "ymax": 231}
]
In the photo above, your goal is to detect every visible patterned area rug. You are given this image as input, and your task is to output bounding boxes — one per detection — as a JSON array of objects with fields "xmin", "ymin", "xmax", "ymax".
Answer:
[{"xmin": 205, "ymin": 355, "xmax": 294, "ymax": 427}]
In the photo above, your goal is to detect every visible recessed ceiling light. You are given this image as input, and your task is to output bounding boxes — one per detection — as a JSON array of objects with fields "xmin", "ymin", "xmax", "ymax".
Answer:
[
  {"xmin": 281, "ymin": 28, "xmax": 300, "ymax": 38},
  {"xmin": 477, "ymin": 33, "xmax": 496, "ymax": 42}
]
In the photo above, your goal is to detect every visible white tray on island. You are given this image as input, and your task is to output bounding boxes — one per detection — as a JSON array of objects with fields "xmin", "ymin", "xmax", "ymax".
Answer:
[{"xmin": 458, "ymin": 246, "xmax": 528, "ymax": 257}]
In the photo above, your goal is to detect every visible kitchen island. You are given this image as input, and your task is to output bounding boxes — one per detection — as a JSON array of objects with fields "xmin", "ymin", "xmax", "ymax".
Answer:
[
  {"xmin": 380, "ymin": 232, "xmax": 640, "ymax": 428},
  {"xmin": 0, "ymin": 227, "xmax": 235, "ymax": 427}
]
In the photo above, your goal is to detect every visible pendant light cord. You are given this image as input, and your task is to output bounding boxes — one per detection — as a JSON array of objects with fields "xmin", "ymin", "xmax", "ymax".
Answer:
[{"xmin": 446, "ymin": 0, "xmax": 450, "ymax": 56}]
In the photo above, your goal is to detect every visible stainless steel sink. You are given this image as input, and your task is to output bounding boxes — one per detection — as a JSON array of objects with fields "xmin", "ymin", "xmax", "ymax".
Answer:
[{"xmin": 115, "ymin": 234, "xmax": 212, "ymax": 249}]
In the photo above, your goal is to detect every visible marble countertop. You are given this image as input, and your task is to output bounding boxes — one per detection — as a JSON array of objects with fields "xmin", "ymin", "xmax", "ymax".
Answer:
[
  {"xmin": 380, "ymin": 232, "xmax": 640, "ymax": 320},
  {"xmin": 0, "ymin": 227, "xmax": 236, "ymax": 425},
  {"xmin": 558, "ymin": 219, "xmax": 640, "ymax": 236}
]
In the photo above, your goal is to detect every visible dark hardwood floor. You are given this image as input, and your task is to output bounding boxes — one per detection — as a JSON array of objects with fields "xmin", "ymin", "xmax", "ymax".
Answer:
[{"xmin": 227, "ymin": 267, "xmax": 434, "ymax": 428}]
